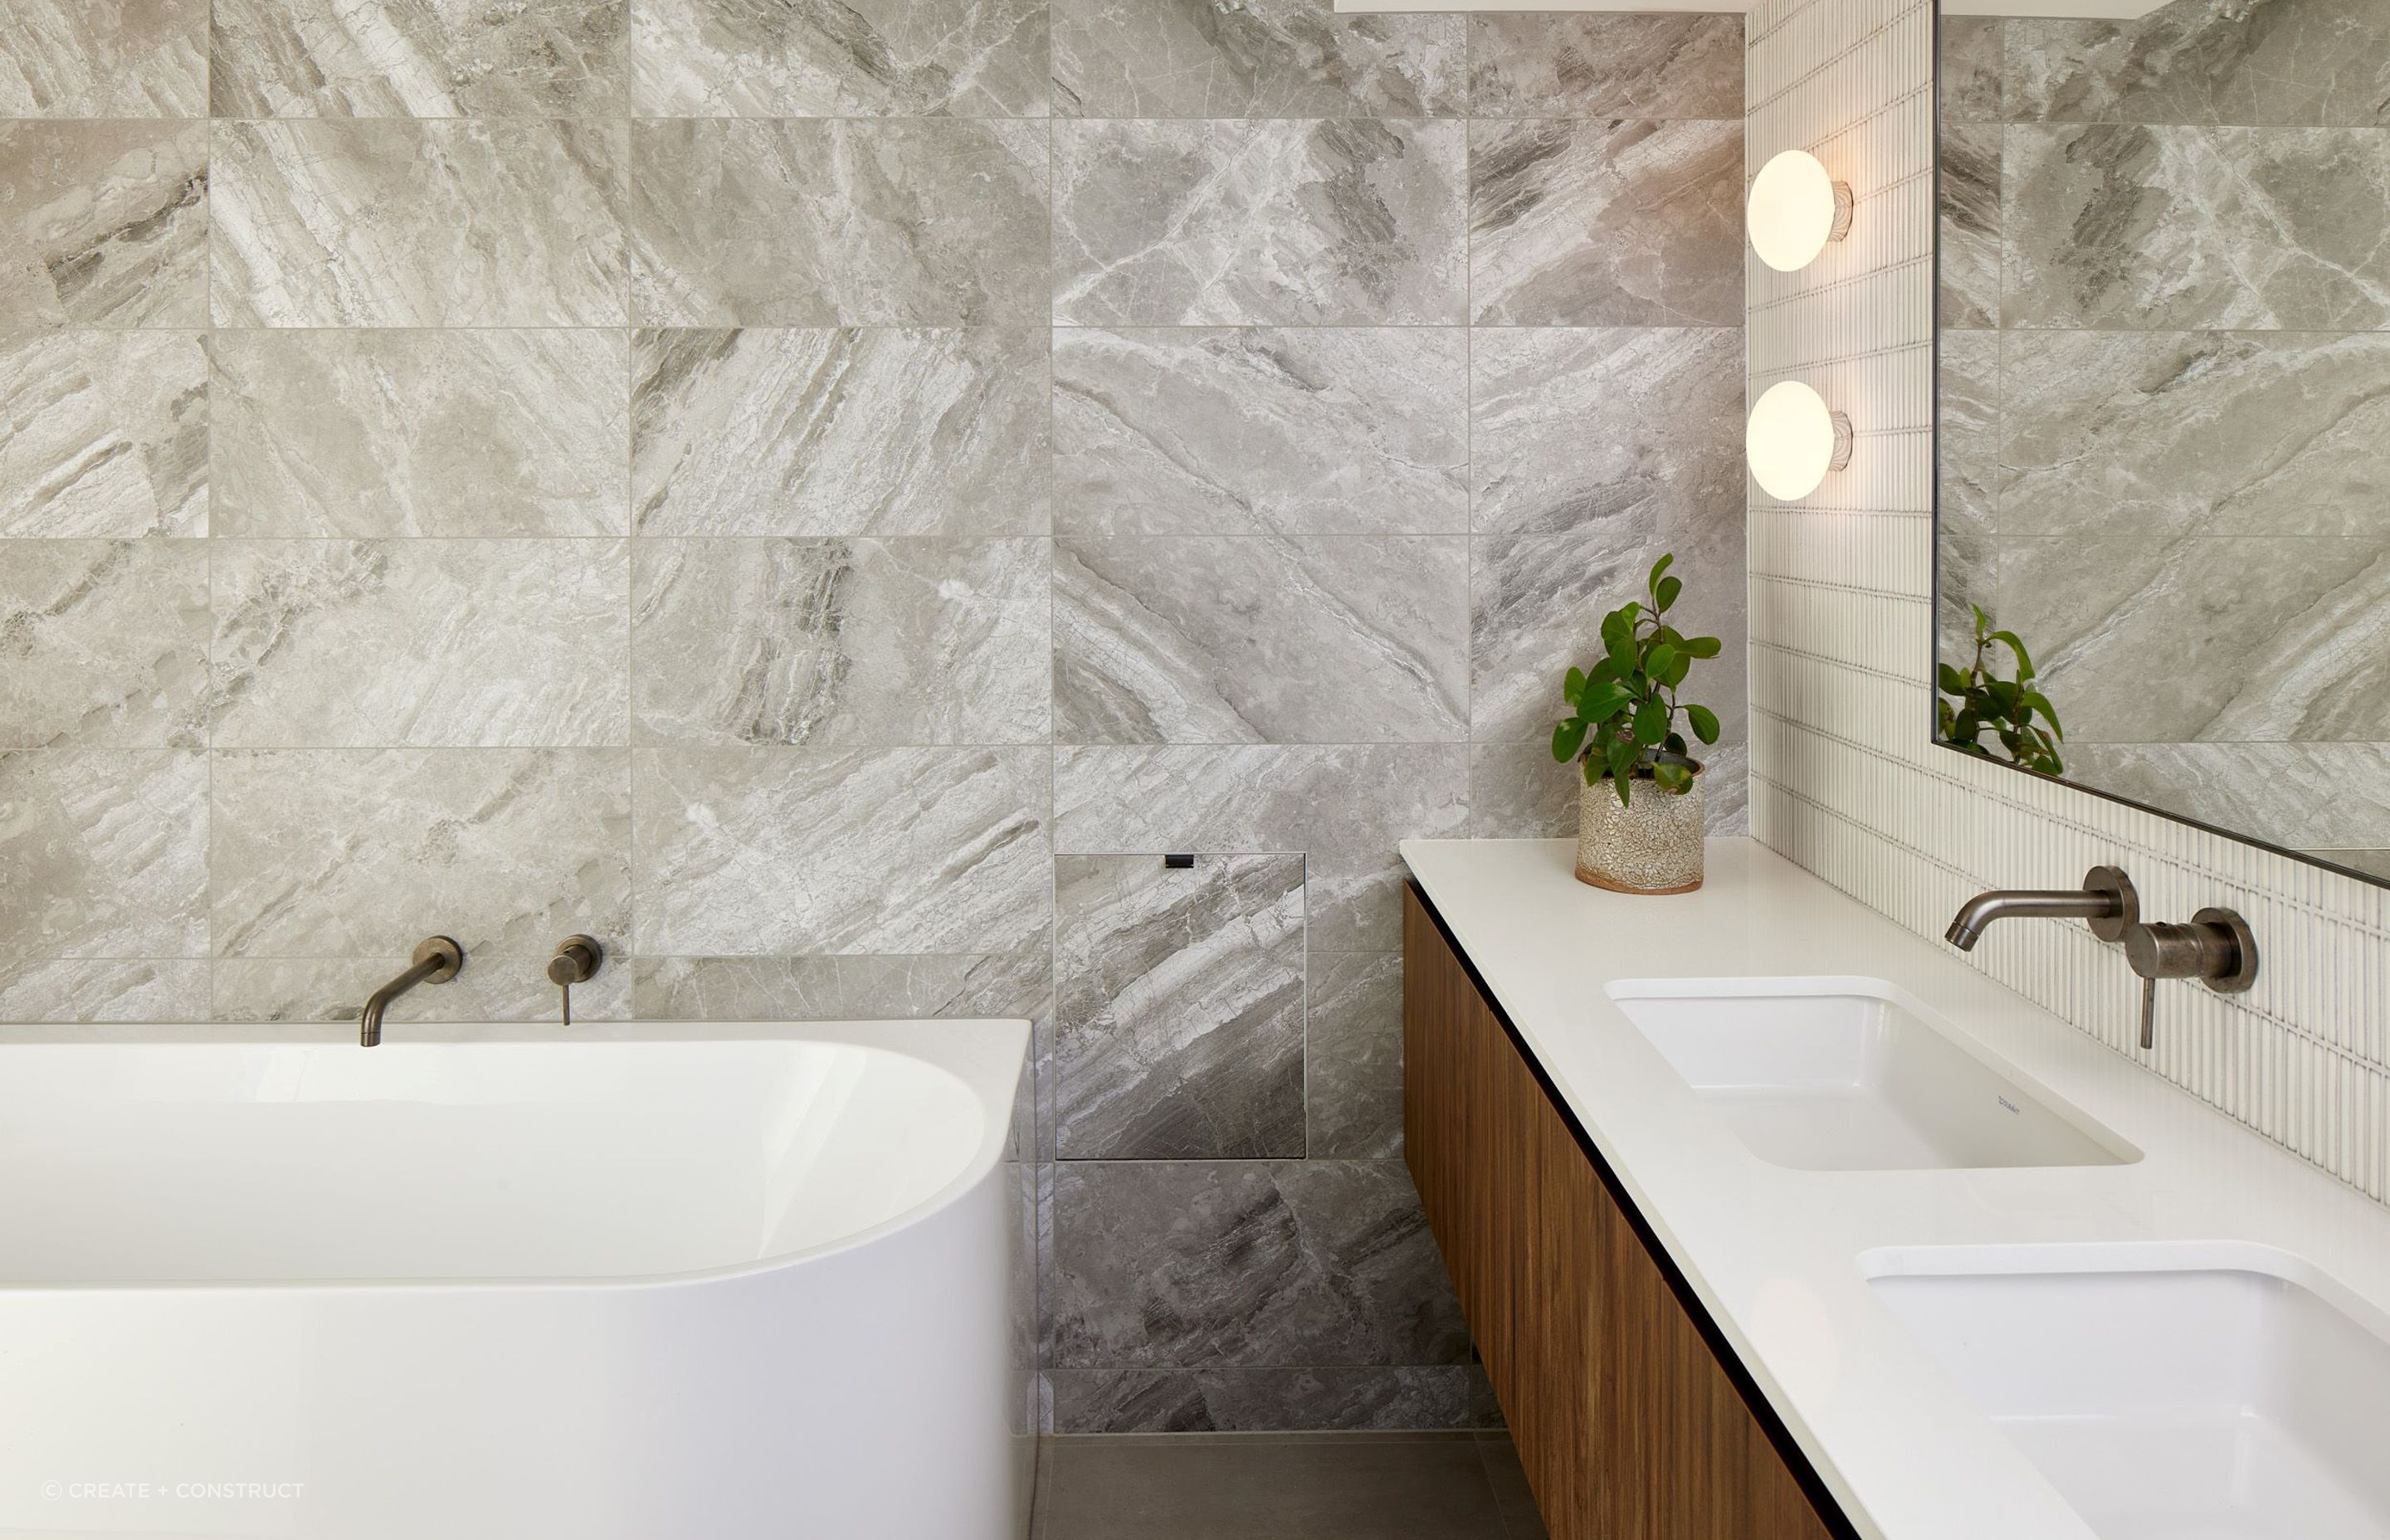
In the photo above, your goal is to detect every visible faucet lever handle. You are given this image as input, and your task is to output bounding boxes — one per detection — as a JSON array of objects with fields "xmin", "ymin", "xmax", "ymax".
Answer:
[
  {"xmin": 545, "ymin": 935, "xmax": 602, "ymax": 1028},
  {"xmin": 2138, "ymin": 972, "xmax": 2158, "ymax": 1051}
]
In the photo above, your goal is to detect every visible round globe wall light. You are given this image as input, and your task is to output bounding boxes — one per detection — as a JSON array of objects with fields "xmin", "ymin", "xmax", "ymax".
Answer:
[
  {"xmin": 1745, "ymin": 381, "xmax": 1851, "ymax": 502},
  {"xmin": 1746, "ymin": 150, "xmax": 1853, "ymax": 272}
]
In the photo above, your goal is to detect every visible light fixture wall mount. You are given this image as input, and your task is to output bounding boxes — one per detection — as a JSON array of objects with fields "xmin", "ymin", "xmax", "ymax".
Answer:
[
  {"xmin": 1745, "ymin": 381, "xmax": 1851, "ymax": 503},
  {"xmin": 1746, "ymin": 149, "xmax": 1853, "ymax": 273}
]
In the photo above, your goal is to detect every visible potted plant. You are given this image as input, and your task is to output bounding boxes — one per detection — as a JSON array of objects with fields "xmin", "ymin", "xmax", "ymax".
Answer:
[
  {"xmin": 1938, "ymin": 603, "xmax": 2063, "ymax": 776},
  {"xmin": 1550, "ymin": 554, "xmax": 1723, "ymax": 894}
]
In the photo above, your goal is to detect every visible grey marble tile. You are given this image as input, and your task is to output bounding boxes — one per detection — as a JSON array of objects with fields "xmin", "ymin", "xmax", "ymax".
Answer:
[
  {"xmin": 1469, "ymin": 327, "xmax": 1743, "ymax": 539},
  {"xmin": 208, "ymin": 539, "xmax": 631, "ymax": 748},
  {"xmin": 211, "ymin": 0, "xmax": 628, "ymax": 117},
  {"xmin": 1937, "ymin": 328, "xmax": 2000, "ymax": 660},
  {"xmin": 1044, "ymin": 1373, "xmax": 1500, "ymax": 1437},
  {"xmin": 2002, "ymin": 124, "xmax": 2390, "ymax": 331},
  {"xmin": 1939, "ymin": 123, "xmax": 2001, "ymax": 331},
  {"xmin": 1051, "ymin": 0, "xmax": 1461, "ymax": 119},
  {"xmin": 1054, "ymin": 853, "xmax": 1305, "ymax": 1161},
  {"xmin": 210, "ymin": 748, "xmax": 630, "ymax": 958},
  {"xmin": 0, "ymin": 540, "xmax": 208, "ymax": 750},
  {"xmin": 2061, "ymin": 743, "xmax": 2390, "ymax": 851},
  {"xmin": 209, "ymin": 329, "xmax": 627, "ymax": 539},
  {"xmin": 210, "ymin": 119, "xmax": 627, "ymax": 327},
  {"xmin": 1997, "ymin": 536, "xmax": 2390, "ymax": 744},
  {"xmin": 1047, "ymin": 1159, "xmax": 1469, "ymax": 1369},
  {"xmin": 1471, "ymin": 525, "xmax": 1745, "ymax": 748},
  {"xmin": 0, "ymin": 750, "xmax": 207, "ymax": 958},
  {"xmin": 2001, "ymin": 331, "xmax": 2390, "ymax": 543},
  {"xmin": 1307, "ymin": 950, "xmax": 1401, "ymax": 1159},
  {"xmin": 632, "ymin": 946, "xmax": 1049, "ymax": 1020},
  {"xmin": 1467, "ymin": 15, "xmax": 1741, "ymax": 119},
  {"xmin": 631, "ymin": 537, "xmax": 1049, "ymax": 747},
  {"xmin": 634, "ymin": 0, "xmax": 1048, "ymax": 117},
  {"xmin": 632, "ymin": 328, "xmax": 1049, "ymax": 537},
  {"xmin": 1939, "ymin": 15, "xmax": 2003, "ymax": 124},
  {"xmin": 630, "ymin": 119, "xmax": 1049, "ymax": 326},
  {"xmin": 1465, "ymin": 739, "xmax": 1748, "ymax": 841},
  {"xmin": 1469, "ymin": 117, "xmax": 1742, "ymax": 327},
  {"xmin": 1054, "ymin": 745, "xmax": 1468, "ymax": 952},
  {"xmin": 1053, "ymin": 328, "xmax": 1466, "ymax": 538},
  {"xmin": 0, "ymin": 122, "xmax": 208, "ymax": 328},
  {"xmin": 0, "ymin": 958, "xmax": 208, "ymax": 1024},
  {"xmin": 632, "ymin": 746, "xmax": 1049, "ymax": 955},
  {"xmin": 0, "ymin": 0, "xmax": 207, "ymax": 115},
  {"xmin": 2006, "ymin": 0, "xmax": 2390, "ymax": 128},
  {"xmin": 1052, "ymin": 119, "xmax": 1466, "ymax": 326},
  {"xmin": 1054, "ymin": 537, "xmax": 1469, "ymax": 745},
  {"xmin": 210, "ymin": 951, "xmax": 632, "ymax": 1027},
  {"xmin": 0, "ymin": 329, "xmax": 207, "ymax": 538}
]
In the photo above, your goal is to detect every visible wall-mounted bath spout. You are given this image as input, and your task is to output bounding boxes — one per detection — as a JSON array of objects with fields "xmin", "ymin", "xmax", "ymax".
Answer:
[
  {"xmin": 1944, "ymin": 866, "xmax": 2137, "ymax": 951},
  {"xmin": 360, "ymin": 937, "xmax": 463, "ymax": 1047}
]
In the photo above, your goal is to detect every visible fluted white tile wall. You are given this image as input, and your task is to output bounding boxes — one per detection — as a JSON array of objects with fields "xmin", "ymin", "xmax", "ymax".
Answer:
[{"xmin": 1744, "ymin": 0, "xmax": 2390, "ymax": 1204}]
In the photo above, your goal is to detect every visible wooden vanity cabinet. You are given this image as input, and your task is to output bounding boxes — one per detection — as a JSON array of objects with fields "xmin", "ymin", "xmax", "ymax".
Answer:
[{"xmin": 1402, "ymin": 884, "xmax": 1845, "ymax": 1540}]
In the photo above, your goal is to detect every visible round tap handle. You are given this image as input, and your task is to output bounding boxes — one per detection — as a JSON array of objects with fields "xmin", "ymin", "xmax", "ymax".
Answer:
[{"xmin": 547, "ymin": 935, "xmax": 602, "ymax": 987}]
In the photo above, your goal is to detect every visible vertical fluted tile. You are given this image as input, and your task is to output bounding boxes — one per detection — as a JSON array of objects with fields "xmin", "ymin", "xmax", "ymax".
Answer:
[
  {"xmin": 0, "ymin": 329, "xmax": 207, "ymax": 537},
  {"xmin": 1, "ymin": 540, "xmax": 209, "ymax": 749},
  {"xmin": 0, "ymin": 750, "xmax": 208, "ymax": 958},
  {"xmin": 0, "ymin": 121, "xmax": 208, "ymax": 327},
  {"xmin": 0, "ymin": 0, "xmax": 208, "ymax": 116},
  {"xmin": 211, "ymin": 0, "xmax": 628, "ymax": 117},
  {"xmin": 632, "ymin": 0, "xmax": 1049, "ymax": 118}
]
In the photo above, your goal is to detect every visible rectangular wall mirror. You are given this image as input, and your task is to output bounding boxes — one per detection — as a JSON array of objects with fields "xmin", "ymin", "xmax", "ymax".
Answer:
[{"xmin": 1934, "ymin": 0, "xmax": 2390, "ymax": 887}]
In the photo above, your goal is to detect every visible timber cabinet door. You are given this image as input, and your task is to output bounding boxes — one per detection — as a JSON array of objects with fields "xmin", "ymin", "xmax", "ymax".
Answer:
[{"xmin": 1402, "ymin": 883, "xmax": 1843, "ymax": 1540}]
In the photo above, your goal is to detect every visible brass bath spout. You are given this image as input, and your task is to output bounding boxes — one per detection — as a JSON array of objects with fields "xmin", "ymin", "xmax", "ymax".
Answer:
[{"xmin": 359, "ymin": 937, "xmax": 464, "ymax": 1047}]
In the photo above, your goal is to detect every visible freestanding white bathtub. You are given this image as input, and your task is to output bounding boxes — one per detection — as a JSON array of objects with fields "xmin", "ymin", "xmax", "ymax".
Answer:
[{"xmin": 0, "ymin": 1018, "xmax": 1032, "ymax": 1540}]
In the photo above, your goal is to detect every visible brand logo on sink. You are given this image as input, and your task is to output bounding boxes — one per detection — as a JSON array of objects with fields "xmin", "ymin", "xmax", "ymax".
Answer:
[{"xmin": 1997, "ymin": 1095, "xmax": 2022, "ymax": 1115}]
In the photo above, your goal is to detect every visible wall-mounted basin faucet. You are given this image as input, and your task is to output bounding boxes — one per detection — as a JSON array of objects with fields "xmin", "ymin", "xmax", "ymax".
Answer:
[
  {"xmin": 360, "ymin": 937, "xmax": 463, "ymax": 1047},
  {"xmin": 1944, "ymin": 865, "xmax": 2138, "ymax": 950},
  {"xmin": 2122, "ymin": 909, "xmax": 2257, "ymax": 1050}
]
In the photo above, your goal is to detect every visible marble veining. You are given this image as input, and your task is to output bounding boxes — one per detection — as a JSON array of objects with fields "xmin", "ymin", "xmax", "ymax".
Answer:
[
  {"xmin": 1305, "ymin": 950, "xmax": 1402, "ymax": 1159},
  {"xmin": 1046, "ymin": 1367, "xmax": 1497, "ymax": 1435},
  {"xmin": 1937, "ymin": 123, "xmax": 2001, "ymax": 331},
  {"xmin": 210, "ymin": 0, "xmax": 628, "ymax": 117},
  {"xmin": 632, "ymin": 947, "xmax": 1050, "ymax": 1022},
  {"xmin": 0, "ymin": 958, "xmax": 207, "ymax": 1026},
  {"xmin": 0, "ymin": 0, "xmax": 207, "ymax": 116},
  {"xmin": 2004, "ymin": 0, "xmax": 2390, "ymax": 128},
  {"xmin": 209, "ymin": 329, "xmax": 629, "ymax": 538},
  {"xmin": 631, "ymin": 537, "xmax": 1049, "ymax": 747},
  {"xmin": 1051, "ymin": 0, "xmax": 1461, "ymax": 119},
  {"xmin": 1054, "ymin": 853, "xmax": 1306, "ymax": 1161},
  {"xmin": 1052, "ymin": 328, "xmax": 1466, "ymax": 538},
  {"xmin": 0, "ymin": 751, "xmax": 208, "ymax": 959},
  {"xmin": 632, "ymin": 0, "xmax": 1048, "ymax": 117},
  {"xmin": 1466, "ymin": 14, "xmax": 1742, "ymax": 119},
  {"xmin": 210, "ymin": 119, "xmax": 628, "ymax": 327},
  {"xmin": 0, "ymin": 329, "xmax": 207, "ymax": 538},
  {"xmin": 632, "ymin": 328, "xmax": 1049, "ymax": 537},
  {"xmin": 1052, "ymin": 117, "xmax": 1466, "ymax": 326},
  {"xmin": 0, "ymin": 540, "xmax": 209, "ymax": 749},
  {"xmin": 0, "ymin": 121, "xmax": 209, "ymax": 328}
]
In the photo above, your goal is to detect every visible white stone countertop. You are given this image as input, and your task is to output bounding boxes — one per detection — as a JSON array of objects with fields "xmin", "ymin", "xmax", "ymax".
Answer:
[{"xmin": 1400, "ymin": 836, "xmax": 2390, "ymax": 1540}]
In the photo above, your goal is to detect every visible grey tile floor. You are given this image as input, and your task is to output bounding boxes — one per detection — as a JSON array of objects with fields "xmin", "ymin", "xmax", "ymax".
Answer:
[{"xmin": 1031, "ymin": 1431, "xmax": 1550, "ymax": 1540}]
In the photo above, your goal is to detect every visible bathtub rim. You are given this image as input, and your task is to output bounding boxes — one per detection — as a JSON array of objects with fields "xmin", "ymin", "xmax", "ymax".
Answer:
[{"xmin": 0, "ymin": 1016, "xmax": 1030, "ymax": 1296}]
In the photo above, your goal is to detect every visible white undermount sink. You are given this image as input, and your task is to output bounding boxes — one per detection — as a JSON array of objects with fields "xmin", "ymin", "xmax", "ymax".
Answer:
[
  {"xmin": 1867, "ymin": 1248, "xmax": 2390, "ymax": 1540},
  {"xmin": 1606, "ymin": 977, "xmax": 2135, "ymax": 1171}
]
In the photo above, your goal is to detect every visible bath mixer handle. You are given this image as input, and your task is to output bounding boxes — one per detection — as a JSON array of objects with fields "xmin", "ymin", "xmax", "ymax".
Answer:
[{"xmin": 547, "ymin": 934, "xmax": 602, "ymax": 1026}]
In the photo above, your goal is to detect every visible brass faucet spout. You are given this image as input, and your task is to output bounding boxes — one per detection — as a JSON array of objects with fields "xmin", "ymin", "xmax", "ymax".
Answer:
[{"xmin": 359, "ymin": 937, "xmax": 463, "ymax": 1047}]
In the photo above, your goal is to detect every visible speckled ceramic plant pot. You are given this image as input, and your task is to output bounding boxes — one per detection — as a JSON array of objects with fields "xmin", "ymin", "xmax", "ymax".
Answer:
[{"xmin": 1575, "ymin": 766, "xmax": 1704, "ymax": 894}]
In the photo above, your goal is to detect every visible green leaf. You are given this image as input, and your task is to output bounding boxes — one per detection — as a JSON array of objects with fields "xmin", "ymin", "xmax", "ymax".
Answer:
[
  {"xmin": 1685, "ymin": 704, "xmax": 1720, "ymax": 744},
  {"xmin": 1663, "ymin": 652, "xmax": 1692, "ymax": 687},
  {"xmin": 1552, "ymin": 718, "xmax": 1588, "ymax": 763},
  {"xmin": 1655, "ymin": 575, "xmax": 1682, "ymax": 613},
  {"xmin": 1604, "ymin": 737, "xmax": 1639, "ymax": 788},
  {"xmin": 1664, "ymin": 732, "xmax": 1688, "ymax": 756},
  {"xmin": 1684, "ymin": 636, "xmax": 1723, "ymax": 660},
  {"xmin": 1632, "ymin": 699, "xmax": 1668, "ymax": 747},
  {"xmin": 1645, "ymin": 642, "xmax": 1679, "ymax": 682},
  {"xmin": 1601, "ymin": 608, "xmax": 1637, "ymax": 665},
  {"xmin": 2022, "ymin": 691, "xmax": 2064, "ymax": 739},
  {"xmin": 1576, "ymin": 681, "xmax": 1632, "ymax": 723},
  {"xmin": 1563, "ymin": 665, "xmax": 1587, "ymax": 706},
  {"xmin": 1647, "ymin": 553, "xmax": 1675, "ymax": 595},
  {"xmin": 1652, "ymin": 762, "xmax": 1692, "ymax": 795},
  {"xmin": 1988, "ymin": 629, "xmax": 2036, "ymax": 677},
  {"xmin": 1937, "ymin": 663, "xmax": 1968, "ymax": 695}
]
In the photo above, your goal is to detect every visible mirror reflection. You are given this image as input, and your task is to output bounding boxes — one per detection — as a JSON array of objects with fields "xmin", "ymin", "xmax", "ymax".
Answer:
[{"xmin": 1935, "ymin": 0, "xmax": 2390, "ymax": 885}]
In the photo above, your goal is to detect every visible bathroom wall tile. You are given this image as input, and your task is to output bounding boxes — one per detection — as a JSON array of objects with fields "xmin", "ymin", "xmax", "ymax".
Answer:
[
  {"xmin": 1937, "ymin": 329, "xmax": 2001, "ymax": 658},
  {"xmin": 1053, "ymin": 537, "xmax": 1470, "ymax": 745},
  {"xmin": 210, "ymin": 748, "xmax": 630, "ymax": 958},
  {"xmin": 0, "ymin": 121, "xmax": 208, "ymax": 328},
  {"xmin": 629, "ymin": 119, "xmax": 1049, "ymax": 326},
  {"xmin": 210, "ymin": 119, "xmax": 627, "ymax": 327},
  {"xmin": 1054, "ymin": 744, "xmax": 1469, "ymax": 952},
  {"xmin": 2002, "ymin": 124, "xmax": 2390, "ymax": 330},
  {"xmin": 1471, "ymin": 526, "xmax": 1745, "ymax": 748},
  {"xmin": 0, "ymin": 329, "xmax": 207, "ymax": 538},
  {"xmin": 1052, "ymin": 118, "xmax": 1466, "ymax": 326},
  {"xmin": 1468, "ymin": 327, "xmax": 1743, "ymax": 539},
  {"xmin": 0, "ymin": 540, "xmax": 209, "ymax": 749},
  {"xmin": 2001, "ymin": 331, "xmax": 2390, "ymax": 543},
  {"xmin": 0, "ymin": 0, "xmax": 207, "ymax": 116},
  {"xmin": 2061, "ymin": 743, "xmax": 2390, "ymax": 853},
  {"xmin": 208, "ymin": 539, "xmax": 631, "ymax": 748},
  {"xmin": 1466, "ymin": 15, "xmax": 1741, "ymax": 119},
  {"xmin": 632, "ymin": 328, "xmax": 1048, "ymax": 538},
  {"xmin": 1051, "ymin": 0, "xmax": 1461, "ymax": 119},
  {"xmin": 2006, "ymin": 0, "xmax": 2390, "ymax": 127},
  {"xmin": 1046, "ymin": 1366, "xmax": 1500, "ymax": 1434},
  {"xmin": 1939, "ymin": 16, "xmax": 2003, "ymax": 124},
  {"xmin": 632, "ymin": 945, "xmax": 1050, "ymax": 1021},
  {"xmin": 0, "ymin": 750, "xmax": 208, "ymax": 959},
  {"xmin": 1467, "ymin": 739, "xmax": 1749, "ymax": 839},
  {"xmin": 209, "ymin": 951, "xmax": 632, "ymax": 1026},
  {"xmin": 1306, "ymin": 950, "xmax": 1402, "ymax": 1159},
  {"xmin": 209, "ymin": 329, "xmax": 627, "ymax": 539},
  {"xmin": 631, "ymin": 537, "xmax": 1049, "ymax": 747},
  {"xmin": 632, "ymin": 0, "xmax": 1048, "ymax": 118},
  {"xmin": 1938, "ymin": 123, "xmax": 2000, "ymax": 330},
  {"xmin": 0, "ymin": 958, "xmax": 209, "ymax": 1024},
  {"xmin": 1469, "ymin": 117, "xmax": 1742, "ymax": 327},
  {"xmin": 1052, "ymin": 327, "xmax": 1466, "ymax": 538},
  {"xmin": 1053, "ymin": 853, "xmax": 1306, "ymax": 1161},
  {"xmin": 211, "ymin": 0, "xmax": 628, "ymax": 117},
  {"xmin": 632, "ymin": 746, "xmax": 1049, "ymax": 955},
  {"xmin": 1046, "ymin": 1160, "xmax": 1470, "ymax": 1369}
]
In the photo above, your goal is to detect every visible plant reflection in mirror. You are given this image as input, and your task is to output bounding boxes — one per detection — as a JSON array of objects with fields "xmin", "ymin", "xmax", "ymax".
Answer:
[{"xmin": 1939, "ymin": 603, "xmax": 2063, "ymax": 777}]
